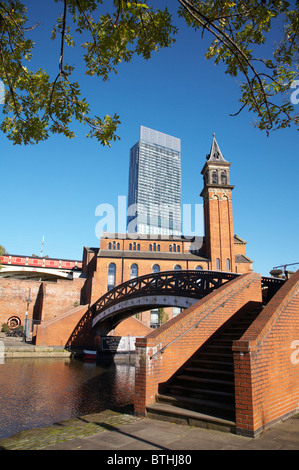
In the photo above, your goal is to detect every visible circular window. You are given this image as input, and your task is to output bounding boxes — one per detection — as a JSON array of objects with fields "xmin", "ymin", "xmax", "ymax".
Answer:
[{"xmin": 7, "ymin": 316, "xmax": 21, "ymax": 329}]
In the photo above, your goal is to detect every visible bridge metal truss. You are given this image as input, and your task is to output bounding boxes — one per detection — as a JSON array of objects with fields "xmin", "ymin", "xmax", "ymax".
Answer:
[{"xmin": 92, "ymin": 270, "xmax": 240, "ymax": 328}]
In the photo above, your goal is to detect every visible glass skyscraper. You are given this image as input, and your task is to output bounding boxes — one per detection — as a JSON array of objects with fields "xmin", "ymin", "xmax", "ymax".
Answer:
[{"xmin": 127, "ymin": 125, "xmax": 181, "ymax": 236}]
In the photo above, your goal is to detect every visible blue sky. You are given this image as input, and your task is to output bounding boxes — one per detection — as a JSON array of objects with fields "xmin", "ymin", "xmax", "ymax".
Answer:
[{"xmin": 1, "ymin": 1, "xmax": 298, "ymax": 277}]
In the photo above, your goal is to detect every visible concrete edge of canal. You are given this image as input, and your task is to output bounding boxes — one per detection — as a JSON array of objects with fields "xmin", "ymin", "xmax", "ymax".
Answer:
[{"xmin": 0, "ymin": 335, "xmax": 137, "ymax": 361}]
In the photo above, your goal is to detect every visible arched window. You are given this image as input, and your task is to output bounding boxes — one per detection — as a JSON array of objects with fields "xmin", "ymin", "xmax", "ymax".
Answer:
[
  {"xmin": 107, "ymin": 263, "xmax": 116, "ymax": 291},
  {"xmin": 152, "ymin": 264, "xmax": 160, "ymax": 273},
  {"xmin": 117, "ymin": 243, "xmax": 120, "ymax": 250},
  {"xmin": 108, "ymin": 242, "xmax": 112, "ymax": 249},
  {"xmin": 177, "ymin": 245, "xmax": 180, "ymax": 253},
  {"xmin": 221, "ymin": 171, "xmax": 227, "ymax": 185},
  {"xmin": 157, "ymin": 244, "xmax": 160, "ymax": 252},
  {"xmin": 216, "ymin": 258, "xmax": 220, "ymax": 270},
  {"xmin": 226, "ymin": 258, "xmax": 230, "ymax": 271},
  {"xmin": 130, "ymin": 263, "xmax": 138, "ymax": 279},
  {"xmin": 129, "ymin": 243, "xmax": 132, "ymax": 250},
  {"xmin": 212, "ymin": 170, "xmax": 218, "ymax": 184},
  {"xmin": 174, "ymin": 265, "xmax": 182, "ymax": 270},
  {"xmin": 149, "ymin": 244, "xmax": 153, "ymax": 252},
  {"xmin": 196, "ymin": 265, "xmax": 203, "ymax": 270},
  {"xmin": 137, "ymin": 244, "xmax": 140, "ymax": 251},
  {"xmin": 169, "ymin": 245, "xmax": 172, "ymax": 252}
]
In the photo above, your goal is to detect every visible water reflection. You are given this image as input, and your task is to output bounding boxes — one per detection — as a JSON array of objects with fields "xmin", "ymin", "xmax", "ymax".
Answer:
[{"xmin": 0, "ymin": 357, "xmax": 135, "ymax": 439}]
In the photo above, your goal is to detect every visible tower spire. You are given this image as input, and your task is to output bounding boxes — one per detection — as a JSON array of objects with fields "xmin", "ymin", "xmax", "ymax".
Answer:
[{"xmin": 207, "ymin": 133, "xmax": 228, "ymax": 162}]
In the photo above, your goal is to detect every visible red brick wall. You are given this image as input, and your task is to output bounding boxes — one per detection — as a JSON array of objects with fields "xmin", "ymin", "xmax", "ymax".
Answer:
[
  {"xmin": 91, "ymin": 255, "xmax": 210, "ymax": 304},
  {"xmin": 202, "ymin": 188, "xmax": 236, "ymax": 272},
  {"xmin": 111, "ymin": 316, "xmax": 152, "ymax": 337},
  {"xmin": 233, "ymin": 271, "xmax": 299, "ymax": 436},
  {"xmin": 0, "ymin": 278, "xmax": 41, "ymax": 326},
  {"xmin": 0, "ymin": 277, "xmax": 85, "ymax": 329},
  {"xmin": 134, "ymin": 272, "xmax": 262, "ymax": 415},
  {"xmin": 35, "ymin": 304, "xmax": 90, "ymax": 347},
  {"xmin": 41, "ymin": 279, "xmax": 85, "ymax": 322}
]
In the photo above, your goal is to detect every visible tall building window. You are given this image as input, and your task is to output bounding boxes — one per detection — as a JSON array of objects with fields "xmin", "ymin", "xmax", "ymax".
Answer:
[
  {"xmin": 107, "ymin": 263, "xmax": 116, "ymax": 291},
  {"xmin": 226, "ymin": 258, "xmax": 230, "ymax": 271},
  {"xmin": 216, "ymin": 258, "xmax": 220, "ymax": 270},
  {"xmin": 130, "ymin": 263, "xmax": 138, "ymax": 279},
  {"xmin": 127, "ymin": 126, "xmax": 181, "ymax": 236},
  {"xmin": 212, "ymin": 170, "xmax": 218, "ymax": 184},
  {"xmin": 152, "ymin": 264, "xmax": 160, "ymax": 273}
]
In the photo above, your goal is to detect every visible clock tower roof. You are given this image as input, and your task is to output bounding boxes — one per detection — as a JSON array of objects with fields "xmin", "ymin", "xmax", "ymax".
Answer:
[{"xmin": 206, "ymin": 133, "xmax": 228, "ymax": 163}]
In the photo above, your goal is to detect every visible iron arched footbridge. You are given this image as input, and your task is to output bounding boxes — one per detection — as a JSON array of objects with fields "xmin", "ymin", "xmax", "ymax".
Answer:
[{"xmin": 92, "ymin": 270, "xmax": 240, "ymax": 329}]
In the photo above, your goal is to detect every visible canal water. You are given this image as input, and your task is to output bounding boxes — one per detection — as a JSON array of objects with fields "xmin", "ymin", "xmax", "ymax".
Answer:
[{"xmin": 0, "ymin": 357, "xmax": 135, "ymax": 439}]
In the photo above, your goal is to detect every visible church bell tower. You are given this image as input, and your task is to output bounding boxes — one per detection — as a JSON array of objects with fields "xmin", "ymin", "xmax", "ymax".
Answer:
[{"xmin": 200, "ymin": 134, "xmax": 236, "ymax": 272}]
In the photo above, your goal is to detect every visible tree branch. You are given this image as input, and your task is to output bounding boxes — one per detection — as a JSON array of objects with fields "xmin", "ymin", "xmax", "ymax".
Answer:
[{"xmin": 178, "ymin": 0, "xmax": 275, "ymax": 129}]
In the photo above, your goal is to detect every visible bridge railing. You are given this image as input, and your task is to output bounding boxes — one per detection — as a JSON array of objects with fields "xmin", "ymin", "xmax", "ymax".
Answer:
[
  {"xmin": 92, "ymin": 270, "xmax": 240, "ymax": 318},
  {"xmin": 261, "ymin": 276, "xmax": 285, "ymax": 304}
]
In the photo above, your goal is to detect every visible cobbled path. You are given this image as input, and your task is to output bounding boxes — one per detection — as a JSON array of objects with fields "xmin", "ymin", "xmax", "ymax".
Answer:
[{"xmin": 0, "ymin": 410, "xmax": 142, "ymax": 450}]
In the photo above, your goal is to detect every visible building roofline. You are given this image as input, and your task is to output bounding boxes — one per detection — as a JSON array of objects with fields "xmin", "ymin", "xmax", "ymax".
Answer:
[
  {"xmin": 101, "ymin": 232, "xmax": 204, "ymax": 243},
  {"xmin": 98, "ymin": 249, "xmax": 210, "ymax": 263}
]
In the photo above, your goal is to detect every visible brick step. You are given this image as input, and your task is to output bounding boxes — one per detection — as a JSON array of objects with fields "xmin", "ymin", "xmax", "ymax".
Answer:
[
  {"xmin": 207, "ymin": 338, "xmax": 234, "ymax": 346},
  {"xmin": 174, "ymin": 374, "xmax": 234, "ymax": 392},
  {"xmin": 220, "ymin": 331, "xmax": 249, "ymax": 339},
  {"xmin": 156, "ymin": 393, "xmax": 235, "ymax": 417},
  {"xmin": 191, "ymin": 359, "xmax": 234, "ymax": 371},
  {"xmin": 203, "ymin": 344, "xmax": 233, "ymax": 354},
  {"xmin": 183, "ymin": 366, "xmax": 234, "ymax": 378},
  {"xmin": 165, "ymin": 384, "xmax": 235, "ymax": 403},
  {"xmin": 220, "ymin": 326, "xmax": 251, "ymax": 334},
  {"xmin": 146, "ymin": 402, "xmax": 236, "ymax": 433},
  {"xmin": 196, "ymin": 351, "xmax": 233, "ymax": 361}
]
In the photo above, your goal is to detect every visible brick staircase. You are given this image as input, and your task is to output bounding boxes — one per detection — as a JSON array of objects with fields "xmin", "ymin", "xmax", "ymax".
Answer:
[{"xmin": 146, "ymin": 304, "xmax": 263, "ymax": 432}]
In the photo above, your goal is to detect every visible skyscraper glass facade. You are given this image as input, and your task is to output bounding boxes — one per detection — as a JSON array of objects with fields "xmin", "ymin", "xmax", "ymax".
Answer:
[{"xmin": 127, "ymin": 126, "xmax": 181, "ymax": 235}]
